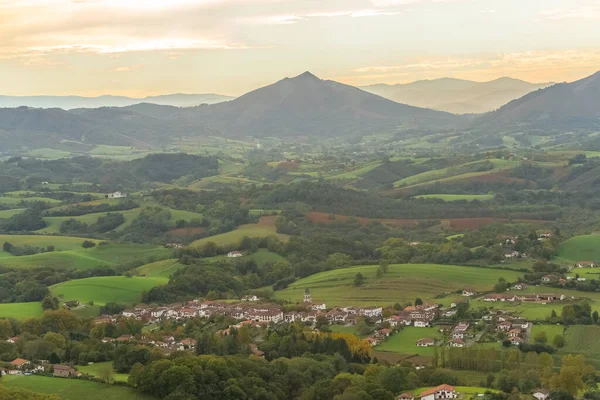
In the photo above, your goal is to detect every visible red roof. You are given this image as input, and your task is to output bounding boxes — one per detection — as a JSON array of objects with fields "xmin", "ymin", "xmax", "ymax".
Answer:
[
  {"xmin": 420, "ymin": 385, "xmax": 456, "ymax": 398},
  {"xmin": 10, "ymin": 358, "xmax": 29, "ymax": 366}
]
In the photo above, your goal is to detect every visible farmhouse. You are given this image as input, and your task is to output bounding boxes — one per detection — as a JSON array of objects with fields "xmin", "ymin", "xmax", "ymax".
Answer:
[
  {"xmin": 419, "ymin": 384, "xmax": 458, "ymax": 400},
  {"xmin": 504, "ymin": 251, "xmax": 521, "ymax": 259},
  {"xmin": 6, "ymin": 336, "xmax": 19, "ymax": 344},
  {"xmin": 416, "ymin": 338, "xmax": 435, "ymax": 347},
  {"xmin": 511, "ymin": 337, "xmax": 525, "ymax": 346},
  {"xmin": 227, "ymin": 251, "xmax": 243, "ymax": 258},
  {"xmin": 511, "ymin": 283, "xmax": 528, "ymax": 290},
  {"xmin": 462, "ymin": 288, "xmax": 477, "ymax": 297},
  {"xmin": 538, "ymin": 232, "xmax": 552, "ymax": 239},
  {"xmin": 53, "ymin": 364, "xmax": 78, "ymax": 378},
  {"xmin": 398, "ymin": 393, "xmax": 415, "ymax": 400},
  {"xmin": 107, "ymin": 191, "xmax": 127, "ymax": 199},
  {"xmin": 241, "ymin": 295, "xmax": 260, "ymax": 302},
  {"xmin": 448, "ymin": 338, "xmax": 465, "ymax": 348},
  {"xmin": 414, "ymin": 319, "xmax": 430, "ymax": 328},
  {"xmin": 532, "ymin": 389, "xmax": 550, "ymax": 400},
  {"xmin": 577, "ymin": 261, "xmax": 596, "ymax": 268},
  {"xmin": 10, "ymin": 358, "xmax": 30, "ymax": 370}
]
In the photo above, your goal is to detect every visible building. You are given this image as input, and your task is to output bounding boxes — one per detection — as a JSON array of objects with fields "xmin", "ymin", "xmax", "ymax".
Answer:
[
  {"xmin": 416, "ymin": 338, "xmax": 435, "ymax": 347},
  {"xmin": 249, "ymin": 343, "xmax": 264, "ymax": 358},
  {"xmin": 448, "ymin": 338, "xmax": 465, "ymax": 348},
  {"xmin": 532, "ymin": 389, "xmax": 550, "ymax": 400},
  {"xmin": 107, "ymin": 191, "xmax": 127, "ymax": 199},
  {"xmin": 511, "ymin": 283, "xmax": 528, "ymax": 290},
  {"xmin": 227, "ymin": 251, "xmax": 243, "ymax": 258},
  {"xmin": 419, "ymin": 385, "xmax": 458, "ymax": 400},
  {"xmin": 53, "ymin": 364, "xmax": 78, "ymax": 378},
  {"xmin": 462, "ymin": 288, "xmax": 477, "ymax": 297},
  {"xmin": 577, "ymin": 261, "xmax": 596, "ymax": 268},
  {"xmin": 10, "ymin": 358, "xmax": 30, "ymax": 370},
  {"xmin": 398, "ymin": 393, "xmax": 415, "ymax": 400},
  {"xmin": 242, "ymin": 295, "xmax": 260, "ymax": 302}
]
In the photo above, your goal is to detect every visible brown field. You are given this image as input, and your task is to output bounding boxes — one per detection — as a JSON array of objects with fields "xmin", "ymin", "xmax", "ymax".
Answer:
[
  {"xmin": 169, "ymin": 227, "xmax": 206, "ymax": 237},
  {"xmin": 373, "ymin": 352, "xmax": 432, "ymax": 366},
  {"xmin": 257, "ymin": 215, "xmax": 279, "ymax": 226},
  {"xmin": 306, "ymin": 212, "xmax": 549, "ymax": 231}
]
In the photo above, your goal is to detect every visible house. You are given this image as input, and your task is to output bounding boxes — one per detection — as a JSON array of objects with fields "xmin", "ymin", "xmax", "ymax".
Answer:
[
  {"xmin": 452, "ymin": 331, "xmax": 465, "ymax": 340},
  {"xmin": 532, "ymin": 389, "xmax": 550, "ymax": 400},
  {"xmin": 511, "ymin": 283, "xmax": 528, "ymax": 290},
  {"xmin": 398, "ymin": 393, "xmax": 415, "ymax": 400},
  {"xmin": 416, "ymin": 338, "xmax": 435, "ymax": 347},
  {"xmin": 10, "ymin": 358, "xmax": 30, "ymax": 370},
  {"xmin": 249, "ymin": 343, "xmax": 264, "ymax": 358},
  {"xmin": 508, "ymin": 328, "xmax": 522, "ymax": 338},
  {"xmin": 541, "ymin": 275, "xmax": 557, "ymax": 283},
  {"xmin": 448, "ymin": 338, "xmax": 465, "ymax": 348},
  {"xmin": 497, "ymin": 322, "xmax": 512, "ymax": 332},
  {"xmin": 511, "ymin": 337, "xmax": 525, "ymax": 346},
  {"xmin": 504, "ymin": 251, "xmax": 521, "ymax": 259},
  {"xmin": 462, "ymin": 288, "xmax": 477, "ymax": 297},
  {"xmin": 116, "ymin": 334, "xmax": 134, "ymax": 343},
  {"xmin": 107, "ymin": 191, "xmax": 127, "ymax": 199},
  {"xmin": 227, "ymin": 251, "xmax": 243, "ymax": 258},
  {"xmin": 414, "ymin": 319, "xmax": 430, "ymax": 328},
  {"xmin": 419, "ymin": 384, "xmax": 458, "ymax": 400},
  {"xmin": 538, "ymin": 232, "xmax": 553, "ymax": 239},
  {"xmin": 6, "ymin": 336, "xmax": 19, "ymax": 344},
  {"xmin": 376, "ymin": 328, "xmax": 392, "ymax": 338},
  {"xmin": 365, "ymin": 337, "xmax": 379, "ymax": 347},
  {"xmin": 53, "ymin": 364, "xmax": 78, "ymax": 378},
  {"xmin": 242, "ymin": 295, "xmax": 259, "ymax": 302},
  {"xmin": 577, "ymin": 261, "xmax": 596, "ymax": 268}
]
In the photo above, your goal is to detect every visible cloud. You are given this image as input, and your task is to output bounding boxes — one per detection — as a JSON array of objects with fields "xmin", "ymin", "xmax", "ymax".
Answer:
[
  {"xmin": 251, "ymin": 8, "xmax": 402, "ymax": 25},
  {"xmin": 540, "ymin": 6, "xmax": 600, "ymax": 21}
]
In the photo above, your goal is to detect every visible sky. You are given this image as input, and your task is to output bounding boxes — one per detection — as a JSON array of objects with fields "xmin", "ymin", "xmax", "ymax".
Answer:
[{"xmin": 0, "ymin": 0, "xmax": 599, "ymax": 97}]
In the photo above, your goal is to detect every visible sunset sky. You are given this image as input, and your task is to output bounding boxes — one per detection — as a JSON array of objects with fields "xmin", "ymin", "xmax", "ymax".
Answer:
[{"xmin": 1, "ymin": 0, "xmax": 599, "ymax": 97}]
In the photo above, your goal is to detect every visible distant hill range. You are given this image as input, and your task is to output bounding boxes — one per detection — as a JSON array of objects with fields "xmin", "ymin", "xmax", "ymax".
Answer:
[
  {"xmin": 0, "ymin": 72, "xmax": 459, "ymax": 150},
  {"xmin": 361, "ymin": 77, "xmax": 553, "ymax": 114},
  {"xmin": 473, "ymin": 71, "xmax": 600, "ymax": 132},
  {"xmin": 0, "ymin": 93, "xmax": 234, "ymax": 110}
]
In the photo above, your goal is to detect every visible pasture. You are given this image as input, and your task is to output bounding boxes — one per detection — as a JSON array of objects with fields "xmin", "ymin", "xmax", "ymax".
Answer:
[
  {"xmin": 136, "ymin": 258, "xmax": 184, "ymax": 278},
  {"xmin": 557, "ymin": 235, "xmax": 600, "ymax": 262},
  {"xmin": 0, "ymin": 196, "xmax": 61, "ymax": 206},
  {"xmin": 0, "ymin": 375, "xmax": 153, "ymax": 400},
  {"xmin": 376, "ymin": 327, "xmax": 441, "ymax": 356},
  {"xmin": 415, "ymin": 194, "xmax": 494, "ymax": 201},
  {"xmin": 414, "ymin": 386, "xmax": 498, "ymax": 400},
  {"xmin": 0, "ymin": 234, "xmax": 99, "ymax": 251},
  {"xmin": 191, "ymin": 216, "xmax": 288, "ymax": 247},
  {"xmin": 0, "ymin": 208, "xmax": 25, "ymax": 218},
  {"xmin": 204, "ymin": 249, "xmax": 285, "ymax": 266},
  {"xmin": 0, "ymin": 302, "xmax": 43, "ymax": 320},
  {"xmin": 51, "ymin": 276, "xmax": 167, "ymax": 305},
  {"xmin": 530, "ymin": 324, "xmax": 564, "ymax": 343},
  {"xmin": 78, "ymin": 362, "xmax": 129, "ymax": 383},
  {"xmin": 560, "ymin": 325, "xmax": 600, "ymax": 367},
  {"xmin": 275, "ymin": 264, "xmax": 522, "ymax": 306}
]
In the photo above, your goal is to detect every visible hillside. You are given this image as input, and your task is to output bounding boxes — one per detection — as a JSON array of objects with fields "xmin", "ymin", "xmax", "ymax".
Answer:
[
  {"xmin": 361, "ymin": 77, "xmax": 552, "ymax": 114},
  {"xmin": 474, "ymin": 71, "xmax": 600, "ymax": 132},
  {"xmin": 188, "ymin": 72, "xmax": 459, "ymax": 137}
]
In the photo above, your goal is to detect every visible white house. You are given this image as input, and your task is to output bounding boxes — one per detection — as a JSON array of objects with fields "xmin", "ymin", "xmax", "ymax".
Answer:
[
  {"xmin": 227, "ymin": 251, "xmax": 243, "ymax": 258},
  {"xmin": 419, "ymin": 385, "xmax": 458, "ymax": 400},
  {"xmin": 107, "ymin": 191, "xmax": 127, "ymax": 199},
  {"xmin": 462, "ymin": 288, "xmax": 477, "ymax": 297},
  {"xmin": 242, "ymin": 295, "xmax": 260, "ymax": 302},
  {"xmin": 414, "ymin": 319, "xmax": 430, "ymax": 328},
  {"xmin": 448, "ymin": 338, "xmax": 465, "ymax": 348},
  {"xmin": 532, "ymin": 389, "xmax": 550, "ymax": 400},
  {"xmin": 416, "ymin": 338, "xmax": 435, "ymax": 347},
  {"xmin": 577, "ymin": 261, "xmax": 596, "ymax": 268}
]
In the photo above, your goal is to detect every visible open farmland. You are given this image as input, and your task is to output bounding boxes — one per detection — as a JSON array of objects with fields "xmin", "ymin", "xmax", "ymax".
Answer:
[
  {"xmin": 191, "ymin": 216, "xmax": 288, "ymax": 247},
  {"xmin": 530, "ymin": 324, "xmax": 564, "ymax": 343},
  {"xmin": 560, "ymin": 325, "xmax": 600, "ymax": 367},
  {"xmin": 0, "ymin": 234, "xmax": 99, "ymax": 251},
  {"xmin": 275, "ymin": 264, "xmax": 522, "ymax": 306},
  {"xmin": 136, "ymin": 258, "xmax": 184, "ymax": 278},
  {"xmin": 0, "ymin": 302, "xmax": 43, "ymax": 320},
  {"xmin": 376, "ymin": 327, "xmax": 441, "ymax": 356},
  {"xmin": 557, "ymin": 235, "xmax": 600, "ymax": 262},
  {"xmin": 0, "ymin": 208, "xmax": 25, "ymax": 218},
  {"xmin": 203, "ymin": 248, "xmax": 285, "ymax": 266},
  {"xmin": 0, "ymin": 196, "xmax": 61, "ymax": 206},
  {"xmin": 50, "ymin": 276, "xmax": 167, "ymax": 305},
  {"xmin": 1, "ymin": 375, "xmax": 153, "ymax": 400},
  {"xmin": 414, "ymin": 194, "xmax": 494, "ymax": 201},
  {"xmin": 77, "ymin": 362, "xmax": 129, "ymax": 382}
]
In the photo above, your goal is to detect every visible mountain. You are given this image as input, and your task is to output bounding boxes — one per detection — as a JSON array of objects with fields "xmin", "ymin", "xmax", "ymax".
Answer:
[
  {"xmin": 360, "ymin": 77, "xmax": 553, "ymax": 114},
  {"xmin": 0, "ymin": 93, "xmax": 234, "ymax": 110},
  {"xmin": 179, "ymin": 71, "xmax": 459, "ymax": 137},
  {"xmin": 474, "ymin": 71, "xmax": 600, "ymax": 132},
  {"xmin": 0, "ymin": 72, "xmax": 460, "ymax": 151}
]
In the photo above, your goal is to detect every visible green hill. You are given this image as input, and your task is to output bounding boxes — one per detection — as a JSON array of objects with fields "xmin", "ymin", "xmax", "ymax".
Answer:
[{"xmin": 557, "ymin": 235, "xmax": 600, "ymax": 263}]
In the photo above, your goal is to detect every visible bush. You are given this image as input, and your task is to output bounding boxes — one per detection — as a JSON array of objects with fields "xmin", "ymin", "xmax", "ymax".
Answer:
[{"xmin": 82, "ymin": 240, "xmax": 96, "ymax": 249}]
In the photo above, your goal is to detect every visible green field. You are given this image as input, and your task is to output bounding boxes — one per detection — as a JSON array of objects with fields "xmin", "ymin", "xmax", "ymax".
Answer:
[
  {"xmin": 0, "ymin": 302, "xmax": 43, "ymax": 320},
  {"xmin": 136, "ymin": 258, "xmax": 184, "ymax": 278},
  {"xmin": 0, "ymin": 243, "xmax": 172, "ymax": 270},
  {"xmin": 414, "ymin": 386, "xmax": 498, "ymax": 400},
  {"xmin": 376, "ymin": 327, "xmax": 441, "ymax": 356},
  {"xmin": 561, "ymin": 325, "xmax": 600, "ymax": 367},
  {"xmin": 51, "ymin": 276, "xmax": 167, "ymax": 305},
  {"xmin": 275, "ymin": 264, "xmax": 522, "ymax": 306},
  {"xmin": 0, "ymin": 196, "xmax": 61, "ymax": 206},
  {"xmin": 0, "ymin": 375, "xmax": 153, "ymax": 400},
  {"xmin": 326, "ymin": 160, "xmax": 383, "ymax": 180},
  {"xmin": 0, "ymin": 208, "xmax": 25, "ymax": 218},
  {"xmin": 530, "ymin": 324, "xmax": 564, "ymax": 343},
  {"xmin": 415, "ymin": 194, "xmax": 494, "ymax": 201},
  {"xmin": 0, "ymin": 235, "xmax": 99, "ymax": 251},
  {"xmin": 557, "ymin": 235, "xmax": 600, "ymax": 262},
  {"xmin": 78, "ymin": 362, "xmax": 129, "ymax": 383},
  {"xmin": 191, "ymin": 222, "xmax": 288, "ymax": 247},
  {"xmin": 204, "ymin": 249, "xmax": 285, "ymax": 266}
]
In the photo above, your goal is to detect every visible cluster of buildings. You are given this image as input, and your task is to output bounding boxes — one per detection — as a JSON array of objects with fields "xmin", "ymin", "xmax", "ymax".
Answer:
[
  {"xmin": 0, "ymin": 358, "xmax": 78, "ymax": 378},
  {"xmin": 483, "ymin": 292, "xmax": 565, "ymax": 303},
  {"xmin": 493, "ymin": 312, "xmax": 531, "ymax": 345},
  {"xmin": 416, "ymin": 321, "xmax": 470, "ymax": 349},
  {"xmin": 101, "ymin": 334, "xmax": 197, "ymax": 352}
]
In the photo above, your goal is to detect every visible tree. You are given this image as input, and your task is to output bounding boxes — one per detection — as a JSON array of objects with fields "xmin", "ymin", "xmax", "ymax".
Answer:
[
  {"xmin": 535, "ymin": 331, "xmax": 548, "ymax": 344},
  {"xmin": 356, "ymin": 319, "xmax": 372, "ymax": 337},
  {"xmin": 41, "ymin": 295, "xmax": 59, "ymax": 311},
  {"xmin": 553, "ymin": 335, "xmax": 565, "ymax": 349},
  {"xmin": 415, "ymin": 298, "xmax": 423, "ymax": 306},
  {"xmin": 82, "ymin": 240, "xmax": 96, "ymax": 249},
  {"xmin": 354, "ymin": 273, "xmax": 364, "ymax": 287},
  {"xmin": 98, "ymin": 363, "xmax": 115, "ymax": 384},
  {"xmin": 326, "ymin": 253, "xmax": 352, "ymax": 270},
  {"xmin": 379, "ymin": 260, "xmax": 389, "ymax": 274},
  {"xmin": 376, "ymin": 266, "xmax": 384, "ymax": 278}
]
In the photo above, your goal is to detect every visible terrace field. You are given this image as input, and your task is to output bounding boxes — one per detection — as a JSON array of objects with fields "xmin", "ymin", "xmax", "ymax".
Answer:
[
  {"xmin": 136, "ymin": 258, "xmax": 184, "ymax": 278},
  {"xmin": 275, "ymin": 264, "xmax": 522, "ymax": 306},
  {"xmin": 50, "ymin": 276, "xmax": 167, "ymax": 305},
  {"xmin": 0, "ymin": 375, "xmax": 153, "ymax": 400}
]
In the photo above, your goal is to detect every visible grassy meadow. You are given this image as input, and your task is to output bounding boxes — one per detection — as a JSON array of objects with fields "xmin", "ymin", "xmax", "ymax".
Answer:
[
  {"xmin": 415, "ymin": 194, "xmax": 494, "ymax": 201},
  {"xmin": 0, "ymin": 375, "xmax": 153, "ymax": 400},
  {"xmin": 530, "ymin": 324, "xmax": 564, "ymax": 343},
  {"xmin": 275, "ymin": 264, "xmax": 522, "ymax": 306},
  {"xmin": 51, "ymin": 276, "xmax": 167, "ymax": 305},
  {"xmin": 376, "ymin": 327, "xmax": 441, "ymax": 356},
  {"xmin": 136, "ymin": 258, "xmax": 184, "ymax": 278},
  {"xmin": 191, "ymin": 216, "xmax": 288, "ymax": 247},
  {"xmin": 560, "ymin": 325, "xmax": 600, "ymax": 367},
  {"xmin": 0, "ymin": 302, "xmax": 43, "ymax": 320},
  {"xmin": 77, "ymin": 362, "xmax": 129, "ymax": 383},
  {"xmin": 557, "ymin": 235, "xmax": 600, "ymax": 262}
]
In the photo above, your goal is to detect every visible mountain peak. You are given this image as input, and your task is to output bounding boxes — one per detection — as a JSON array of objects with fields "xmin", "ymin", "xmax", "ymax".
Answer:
[{"xmin": 295, "ymin": 71, "xmax": 320, "ymax": 80}]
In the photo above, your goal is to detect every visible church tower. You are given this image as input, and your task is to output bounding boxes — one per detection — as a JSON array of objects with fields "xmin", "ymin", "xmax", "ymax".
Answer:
[{"xmin": 304, "ymin": 288, "xmax": 312, "ymax": 303}]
